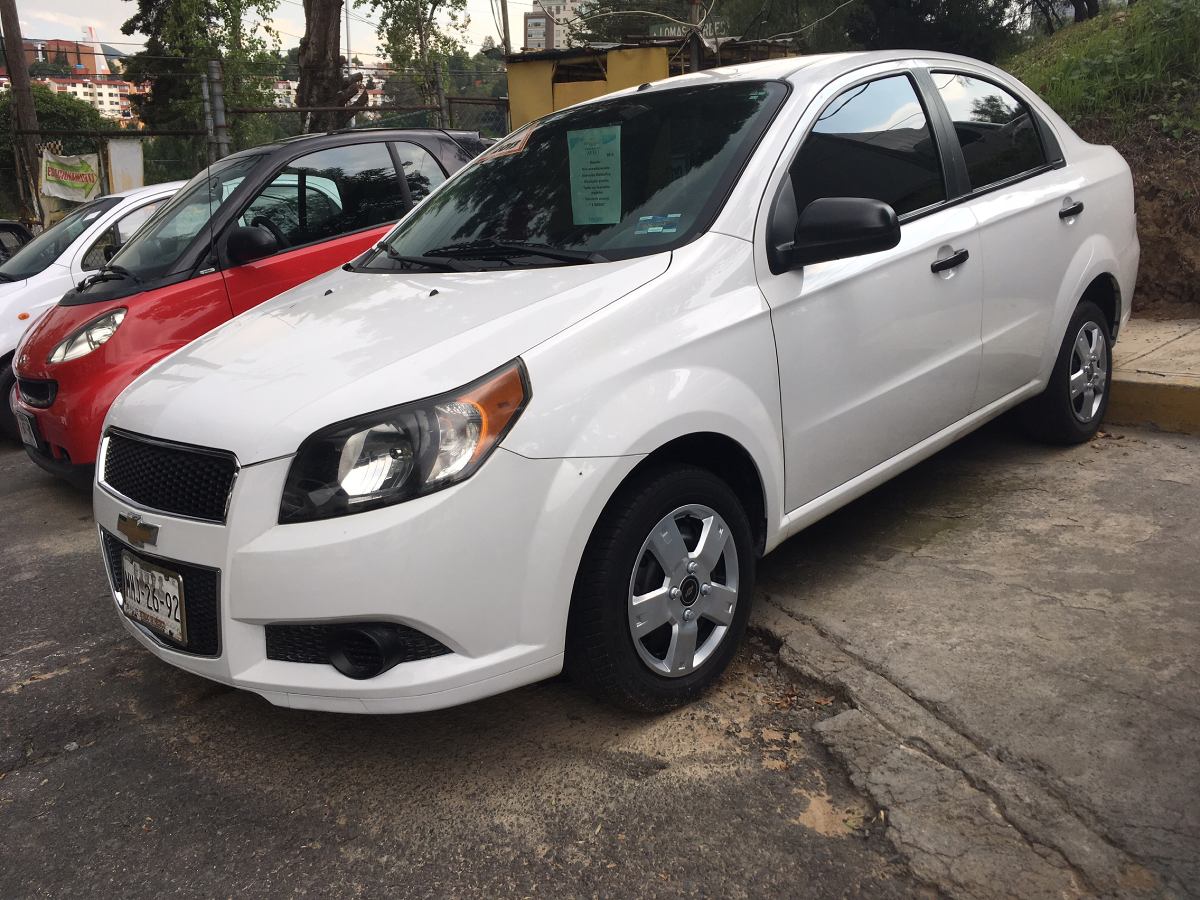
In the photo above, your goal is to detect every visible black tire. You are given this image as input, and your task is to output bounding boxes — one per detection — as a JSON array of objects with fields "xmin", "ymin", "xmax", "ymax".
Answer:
[
  {"xmin": 566, "ymin": 464, "xmax": 756, "ymax": 713},
  {"xmin": 0, "ymin": 357, "xmax": 19, "ymax": 443},
  {"xmin": 1019, "ymin": 299, "xmax": 1113, "ymax": 444}
]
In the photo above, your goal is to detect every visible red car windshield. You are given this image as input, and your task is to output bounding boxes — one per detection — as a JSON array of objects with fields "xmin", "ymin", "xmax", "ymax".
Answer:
[{"xmin": 108, "ymin": 154, "xmax": 263, "ymax": 283}]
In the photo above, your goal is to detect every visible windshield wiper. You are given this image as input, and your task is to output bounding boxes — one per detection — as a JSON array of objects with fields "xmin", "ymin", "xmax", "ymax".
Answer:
[
  {"xmin": 378, "ymin": 244, "xmax": 475, "ymax": 272},
  {"xmin": 423, "ymin": 240, "xmax": 608, "ymax": 264}
]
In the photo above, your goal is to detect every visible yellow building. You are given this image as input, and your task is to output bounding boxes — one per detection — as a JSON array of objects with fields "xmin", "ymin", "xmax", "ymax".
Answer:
[
  {"xmin": 505, "ymin": 40, "xmax": 797, "ymax": 128},
  {"xmin": 506, "ymin": 45, "xmax": 670, "ymax": 128}
]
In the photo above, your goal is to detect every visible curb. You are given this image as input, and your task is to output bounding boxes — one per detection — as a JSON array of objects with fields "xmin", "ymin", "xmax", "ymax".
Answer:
[{"xmin": 1107, "ymin": 372, "xmax": 1200, "ymax": 434}]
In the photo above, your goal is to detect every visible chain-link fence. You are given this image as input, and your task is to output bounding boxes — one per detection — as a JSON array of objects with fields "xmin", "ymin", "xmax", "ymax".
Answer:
[{"xmin": 448, "ymin": 98, "xmax": 509, "ymax": 137}]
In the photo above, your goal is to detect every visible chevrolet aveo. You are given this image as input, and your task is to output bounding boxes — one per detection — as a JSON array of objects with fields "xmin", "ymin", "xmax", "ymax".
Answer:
[{"xmin": 94, "ymin": 53, "xmax": 1137, "ymax": 714}]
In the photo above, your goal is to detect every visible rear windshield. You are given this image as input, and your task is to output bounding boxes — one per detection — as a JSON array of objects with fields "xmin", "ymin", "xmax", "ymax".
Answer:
[
  {"xmin": 0, "ymin": 197, "xmax": 119, "ymax": 281},
  {"xmin": 108, "ymin": 154, "xmax": 263, "ymax": 283},
  {"xmin": 368, "ymin": 81, "xmax": 787, "ymax": 269}
]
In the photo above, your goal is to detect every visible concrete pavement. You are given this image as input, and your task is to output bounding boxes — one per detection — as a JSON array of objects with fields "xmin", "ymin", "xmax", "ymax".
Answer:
[
  {"xmin": 754, "ymin": 422, "xmax": 1200, "ymax": 897},
  {"xmin": 0, "ymin": 443, "xmax": 915, "ymax": 898}
]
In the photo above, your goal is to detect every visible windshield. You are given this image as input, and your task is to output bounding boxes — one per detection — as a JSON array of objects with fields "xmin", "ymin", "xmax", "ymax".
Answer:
[
  {"xmin": 0, "ymin": 197, "xmax": 119, "ymax": 281},
  {"xmin": 108, "ymin": 154, "xmax": 263, "ymax": 283},
  {"xmin": 368, "ymin": 81, "xmax": 786, "ymax": 270}
]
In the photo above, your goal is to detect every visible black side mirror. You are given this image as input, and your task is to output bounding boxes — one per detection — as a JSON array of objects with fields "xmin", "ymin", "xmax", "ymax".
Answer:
[
  {"xmin": 103, "ymin": 244, "xmax": 119, "ymax": 262},
  {"xmin": 227, "ymin": 224, "xmax": 279, "ymax": 267},
  {"xmin": 774, "ymin": 197, "xmax": 901, "ymax": 272}
]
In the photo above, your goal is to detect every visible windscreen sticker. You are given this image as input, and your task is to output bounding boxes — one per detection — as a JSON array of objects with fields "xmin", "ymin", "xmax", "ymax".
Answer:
[
  {"xmin": 478, "ymin": 122, "xmax": 535, "ymax": 161},
  {"xmin": 567, "ymin": 125, "xmax": 621, "ymax": 226},
  {"xmin": 634, "ymin": 213, "xmax": 682, "ymax": 235}
]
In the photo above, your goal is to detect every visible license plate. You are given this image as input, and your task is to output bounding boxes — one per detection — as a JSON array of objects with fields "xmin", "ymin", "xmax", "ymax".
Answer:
[
  {"xmin": 120, "ymin": 551, "xmax": 188, "ymax": 644},
  {"xmin": 16, "ymin": 410, "xmax": 37, "ymax": 448}
]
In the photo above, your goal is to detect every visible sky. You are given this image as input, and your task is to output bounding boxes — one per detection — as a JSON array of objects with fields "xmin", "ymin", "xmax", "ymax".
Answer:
[{"xmin": 18, "ymin": 0, "xmax": 527, "ymax": 67}]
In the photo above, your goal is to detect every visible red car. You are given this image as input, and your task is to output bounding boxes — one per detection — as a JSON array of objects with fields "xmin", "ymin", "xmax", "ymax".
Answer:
[{"xmin": 11, "ymin": 129, "xmax": 484, "ymax": 485}]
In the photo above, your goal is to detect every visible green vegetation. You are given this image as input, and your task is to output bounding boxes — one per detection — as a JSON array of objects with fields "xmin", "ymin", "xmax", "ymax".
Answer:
[{"xmin": 1006, "ymin": 0, "xmax": 1200, "ymax": 138}]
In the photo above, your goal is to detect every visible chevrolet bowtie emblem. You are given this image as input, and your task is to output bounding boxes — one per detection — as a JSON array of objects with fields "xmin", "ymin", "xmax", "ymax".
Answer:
[{"xmin": 117, "ymin": 513, "xmax": 159, "ymax": 548}]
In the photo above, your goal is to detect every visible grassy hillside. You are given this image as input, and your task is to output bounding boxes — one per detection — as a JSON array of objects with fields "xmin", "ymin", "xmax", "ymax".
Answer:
[{"xmin": 1005, "ymin": 0, "xmax": 1200, "ymax": 313}]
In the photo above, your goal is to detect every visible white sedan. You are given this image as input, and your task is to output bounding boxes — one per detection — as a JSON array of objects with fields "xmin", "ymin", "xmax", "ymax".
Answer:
[
  {"xmin": 1, "ymin": 181, "xmax": 182, "ymax": 440},
  {"xmin": 95, "ymin": 52, "xmax": 1136, "ymax": 713}
]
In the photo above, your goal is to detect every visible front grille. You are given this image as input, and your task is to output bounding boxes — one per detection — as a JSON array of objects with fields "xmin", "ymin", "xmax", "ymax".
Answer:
[
  {"xmin": 17, "ymin": 377, "xmax": 56, "ymax": 408},
  {"xmin": 101, "ymin": 430, "xmax": 237, "ymax": 523},
  {"xmin": 265, "ymin": 622, "xmax": 450, "ymax": 665},
  {"xmin": 102, "ymin": 530, "xmax": 221, "ymax": 656}
]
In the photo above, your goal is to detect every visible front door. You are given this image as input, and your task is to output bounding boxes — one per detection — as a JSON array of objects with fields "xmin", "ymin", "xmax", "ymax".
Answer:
[
  {"xmin": 220, "ymin": 141, "xmax": 414, "ymax": 315},
  {"xmin": 756, "ymin": 71, "xmax": 984, "ymax": 512}
]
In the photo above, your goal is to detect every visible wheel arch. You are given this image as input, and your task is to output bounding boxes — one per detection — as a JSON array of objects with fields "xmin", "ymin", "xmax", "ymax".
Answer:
[
  {"xmin": 622, "ymin": 431, "xmax": 769, "ymax": 557},
  {"xmin": 1039, "ymin": 236, "xmax": 1124, "ymax": 384},
  {"xmin": 1080, "ymin": 272, "xmax": 1121, "ymax": 339}
]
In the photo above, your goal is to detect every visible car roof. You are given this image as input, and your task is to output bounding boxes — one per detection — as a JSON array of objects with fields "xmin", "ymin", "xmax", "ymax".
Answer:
[
  {"xmin": 612, "ymin": 50, "xmax": 994, "ymax": 95},
  {"xmin": 222, "ymin": 128, "xmax": 481, "ymax": 163},
  {"xmin": 101, "ymin": 180, "xmax": 187, "ymax": 201}
]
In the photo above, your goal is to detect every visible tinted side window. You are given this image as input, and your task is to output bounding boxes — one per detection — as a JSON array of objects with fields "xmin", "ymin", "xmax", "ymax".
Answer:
[
  {"xmin": 392, "ymin": 142, "xmax": 446, "ymax": 204},
  {"xmin": 241, "ymin": 143, "xmax": 406, "ymax": 248},
  {"xmin": 791, "ymin": 74, "xmax": 945, "ymax": 218},
  {"xmin": 932, "ymin": 73, "xmax": 1047, "ymax": 190}
]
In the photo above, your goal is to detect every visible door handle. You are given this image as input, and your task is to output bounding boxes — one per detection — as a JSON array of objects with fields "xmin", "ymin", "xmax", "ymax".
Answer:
[
  {"xmin": 1059, "ymin": 201, "xmax": 1085, "ymax": 219},
  {"xmin": 931, "ymin": 248, "xmax": 969, "ymax": 273}
]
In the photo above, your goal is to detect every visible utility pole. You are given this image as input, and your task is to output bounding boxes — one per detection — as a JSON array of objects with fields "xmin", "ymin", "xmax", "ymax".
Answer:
[
  {"xmin": 200, "ymin": 73, "xmax": 216, "ymax": 165},
  {"xmin": 0, "ymin": 0, "xmax": 42, "ymax": 224},
  {"xmin": 688, "ymin": 0, "xmax": 702, "ymax": 73},
  {"xmin": 501, "ymin": 0, "xmax": 513, "ymax": 55},
  {"xmin": 208, "ymin": 60, "xmax": 231, "ymax": 159}
]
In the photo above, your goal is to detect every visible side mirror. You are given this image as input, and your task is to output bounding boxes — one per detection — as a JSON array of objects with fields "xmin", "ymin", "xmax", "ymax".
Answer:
[
  {"xmin": 774, "ymin": 197, "xmax": 900, "ymax": 272},
  {"xmin": 227, "ymin": 224, "xmax": 279, "ymax": 267},
  {"xmin": 103, "ymin": 244, "xmax": 119, "ymax": 262}
]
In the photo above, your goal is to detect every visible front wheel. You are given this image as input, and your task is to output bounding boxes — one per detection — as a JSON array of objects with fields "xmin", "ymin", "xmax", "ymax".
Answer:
[
  {"xmin": 1020, "ymin": 299, "xmax": 1112, "ymax": 444},
  {"xmin": 566, "ymin": 465, "xmax": 756, "ymax": 713}
]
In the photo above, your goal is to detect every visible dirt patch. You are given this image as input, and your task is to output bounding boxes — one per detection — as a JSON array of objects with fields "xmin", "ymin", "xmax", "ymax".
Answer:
[{"xmin": 1077, "ymin": 119, "xmax": 1200, "ymax": 317}]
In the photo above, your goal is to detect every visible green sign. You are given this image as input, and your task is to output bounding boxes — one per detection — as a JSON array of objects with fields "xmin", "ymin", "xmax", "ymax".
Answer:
[{"xmin": 568, "ymin": 126, "xmax": 621, "ymax": 226}]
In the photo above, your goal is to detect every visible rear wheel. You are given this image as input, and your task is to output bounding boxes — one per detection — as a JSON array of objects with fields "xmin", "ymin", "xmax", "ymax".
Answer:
[
  {"xmin": 566, "ymin": 465, "xmax": 756, "ymax": 712},
  {"xmin": 1020, "ymin": 299, "xmax": 1112, "ymax": 444}
]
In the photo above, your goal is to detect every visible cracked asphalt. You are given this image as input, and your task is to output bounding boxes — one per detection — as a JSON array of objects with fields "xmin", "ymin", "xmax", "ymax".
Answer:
[
  {"xmin": 0, "ymin": 443, "xmax": 914, "ymax": 898},
  {"xmin": 2, "ymin": 419, "xmax": 1195, "ymax": 898},
  {"xmin": 758, "ymin": 421, "xmax": 1200, "ymax": 897}
]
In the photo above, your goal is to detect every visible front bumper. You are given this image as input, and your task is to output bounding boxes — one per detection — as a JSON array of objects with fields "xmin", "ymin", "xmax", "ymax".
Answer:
[{"xmin": 95, "ymin": 445, "xmax": 640, "ymax": 713}]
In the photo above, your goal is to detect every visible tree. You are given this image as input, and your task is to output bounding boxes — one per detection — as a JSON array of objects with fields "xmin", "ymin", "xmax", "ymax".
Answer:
[
  {"xmin": 121, "ymin": 0, "xmax": 285, "ymax": 177},
  {"xmin": 296, "ymin": 0, "xmax": 375, "ymax": 131},
  {"xmin": 848, "ymin": 0, "xmax": 1019, "ymax": 63},
  {"xmin": 365, "ymin": 0, "xmax": 469, "ymax": 126},
  {"xmin": 29, "ymin": 60, "xmax": 72, "ymax": 77}
]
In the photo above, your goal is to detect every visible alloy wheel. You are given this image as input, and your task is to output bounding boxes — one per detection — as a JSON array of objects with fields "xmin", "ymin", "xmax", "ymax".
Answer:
[
  {"xmin": 627, "ymin": 503, "xmax": 740, "ymax": 677},
  {"xmin": 1070, "ymin": 321, "xmax": 1108, "ymax": 423}
]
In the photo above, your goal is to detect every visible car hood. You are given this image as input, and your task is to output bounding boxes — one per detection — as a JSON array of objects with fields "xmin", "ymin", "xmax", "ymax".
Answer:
[{"xmin": 107, "ymin": 254, "xmax": 671, "ymax": 463}]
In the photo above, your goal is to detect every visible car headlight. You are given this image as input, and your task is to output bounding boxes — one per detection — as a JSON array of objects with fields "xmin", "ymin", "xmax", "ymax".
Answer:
[
  {"xmin": 48, "ymin": 308, "xmax": 126, "ymax": 364},
  {"xmin": 279, "ymin": 360, "xmax": 531, "ymax": 523}
]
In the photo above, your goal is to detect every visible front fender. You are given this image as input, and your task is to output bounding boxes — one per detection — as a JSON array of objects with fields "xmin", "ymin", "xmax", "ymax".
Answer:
[{"xmin": 505, "ymin": 233, "xmax": 787, "ymax": 548}]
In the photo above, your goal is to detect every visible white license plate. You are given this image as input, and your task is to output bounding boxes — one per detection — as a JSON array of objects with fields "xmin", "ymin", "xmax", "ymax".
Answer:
[
  {"xmin": 120, "ymin": 551, "xmax": 187, "ymax": 644},
  {"xmin": 16, "ymin": 411, "xmax": 37, "ymax": 448}
]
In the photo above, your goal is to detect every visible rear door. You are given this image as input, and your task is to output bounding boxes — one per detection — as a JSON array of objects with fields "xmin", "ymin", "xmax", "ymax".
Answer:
[
  {"xmin": 924, "ymin": 68, "xmax": 1081, "ymax": 406},
  {"xmin": 220, "ymin": 141, "xmax": 412, "ymax": 315}
]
